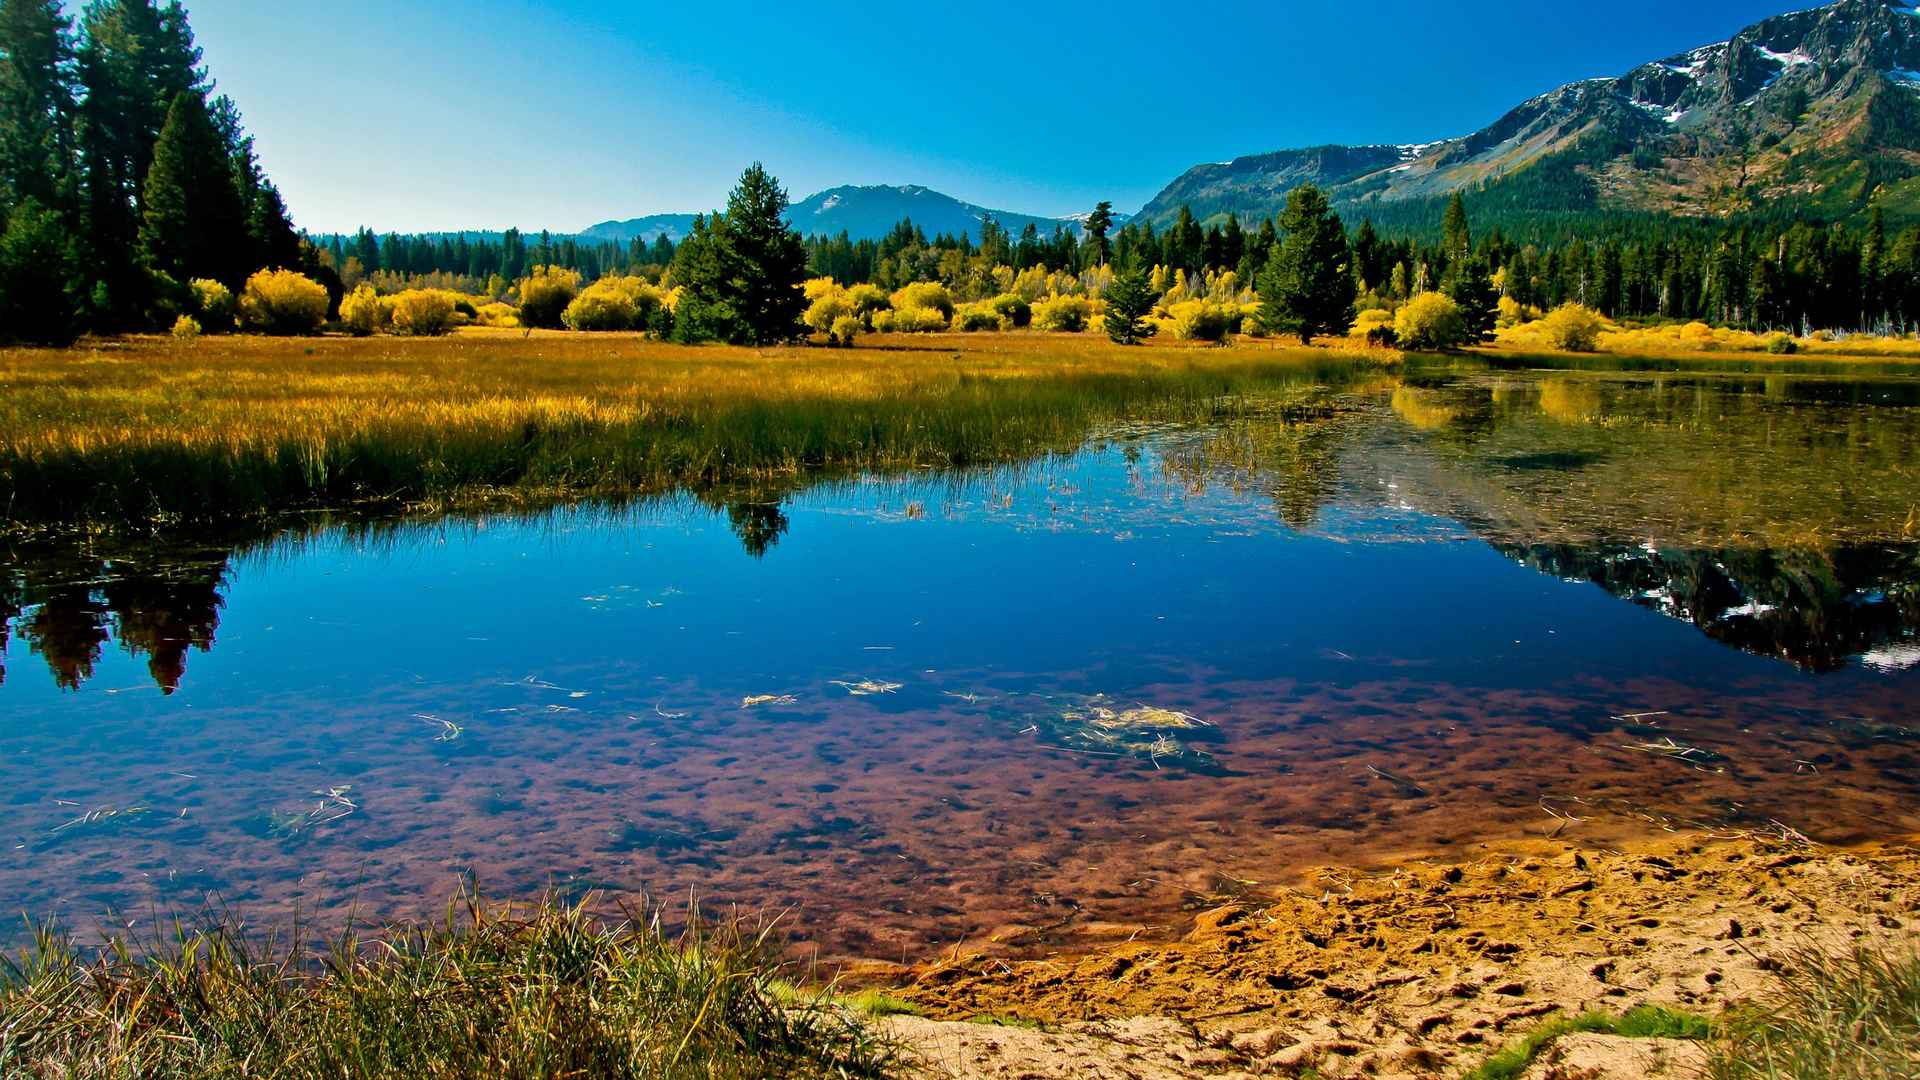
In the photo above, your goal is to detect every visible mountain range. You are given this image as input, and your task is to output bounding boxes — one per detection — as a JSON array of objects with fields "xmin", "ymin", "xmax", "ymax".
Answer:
[
  {"xmin": 530, "ymin": 0, "xmax": 1920, "ymax": 245},
  {"xmin": 580, "ymin": 185, "xmax": 1125, "ymax": 246},
  {"xmin": 1136, "ymin": 0, "xmax": 1920, "ymax": 227}
]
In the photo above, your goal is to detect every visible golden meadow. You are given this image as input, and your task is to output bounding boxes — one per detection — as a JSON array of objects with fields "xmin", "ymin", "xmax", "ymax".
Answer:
[{"xmin": 0, "ymin": 330, "xmax": 1390, "ymax": 530}]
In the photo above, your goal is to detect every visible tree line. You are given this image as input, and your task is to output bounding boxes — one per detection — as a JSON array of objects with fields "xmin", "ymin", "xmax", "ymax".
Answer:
[{"xmin": 0, "ymin": 0, "xmax": 311, "ymax": 343}]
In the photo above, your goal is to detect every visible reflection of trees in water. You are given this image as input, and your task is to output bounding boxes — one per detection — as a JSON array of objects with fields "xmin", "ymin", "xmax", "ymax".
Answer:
[
  {"xmin": 1, "ymin": 548, "xmax": 228, "ymax": 692},
  {"xmin": 1157, "ymin": 417, "xmax": 1349, "ymax": 533},
  {"xmin": 1501, "ymin": 541, "xmax": 1920, "ymax": 672},
  {"xmin": 726, "ymin": 502, "xmax": 790, "ymax": 559}
]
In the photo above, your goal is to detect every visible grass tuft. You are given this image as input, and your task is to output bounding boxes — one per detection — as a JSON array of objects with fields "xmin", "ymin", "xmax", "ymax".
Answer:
[
  {"xmin": 0, "ymin": 894, "xmax": 903, "ymax": 1079},
  {"xmin": 1708, "ymin": 944, "xmax": 1920, "ymax": 1080}
]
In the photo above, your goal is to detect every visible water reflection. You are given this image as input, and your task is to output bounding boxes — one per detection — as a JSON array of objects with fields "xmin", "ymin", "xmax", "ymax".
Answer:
[
  {"xmin": 2, "ymin": 368, "xmax": 1918, "ymax": 959},
  {"xmin": 0, "ymin": 542, "xmax": 228, "ymax": 692},
  {"xmin": 6, "ymin": 365, "xmax": 1920, "ymax": 692}
]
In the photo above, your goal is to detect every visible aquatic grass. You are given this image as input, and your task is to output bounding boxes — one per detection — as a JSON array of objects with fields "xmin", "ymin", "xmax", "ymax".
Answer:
[
  {"xmin": 0, "ymin": 330, "xmax": 1377, "ymax": 530},
  {"xmin": 1707, "ymin": 943, "xmax": 1920, "ymax": 1080},
  {"xmin": 0, "ymin": 894, "xmax": 903, "ymax": 1079},
  {"xmin": 1463, "ymin": 1004, "xmax": 1713, "ymax": 1080}
]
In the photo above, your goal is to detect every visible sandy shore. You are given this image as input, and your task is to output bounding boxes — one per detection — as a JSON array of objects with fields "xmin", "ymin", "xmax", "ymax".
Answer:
[{"xmin": 865, "ymin": 832, "xmax": 1920, "ymax": 1078}]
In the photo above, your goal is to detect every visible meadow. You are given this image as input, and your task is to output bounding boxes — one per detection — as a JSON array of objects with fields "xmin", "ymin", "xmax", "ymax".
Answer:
[{"xmin": 0, "ymin": 329, "xmax": 1382, "ymax": 531}]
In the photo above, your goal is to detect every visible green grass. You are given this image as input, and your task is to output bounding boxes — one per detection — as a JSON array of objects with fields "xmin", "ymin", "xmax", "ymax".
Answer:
[
  {"xmin": 1463, "ymin": 1004, "xmax": 1712, "ymax": 1080},
  {"xmin": 1708, "ymin": 945, "xmax": 1920, "ymax": 1080},
  {"xmin": 0, "ymin": 895, "xmax": 903, "ymax": 1079}
]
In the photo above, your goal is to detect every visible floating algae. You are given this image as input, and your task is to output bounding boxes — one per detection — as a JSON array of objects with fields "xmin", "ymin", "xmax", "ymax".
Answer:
[
  {"xmin": 1020, "ymin": 694, "xmax": 1224, "ymax": 770},
  {"xmin": 830, "ymin": 679, "xmax": 903, "ymax": 697},
  {"xmin": 741, "ymin": 694, "xmax": 799, "ymax": 709}
]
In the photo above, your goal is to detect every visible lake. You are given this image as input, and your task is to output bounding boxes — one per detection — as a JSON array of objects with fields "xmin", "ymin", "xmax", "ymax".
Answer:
[{"xmin": 4, "ymin": 359, "xmax": 1917, "ymax": 962}]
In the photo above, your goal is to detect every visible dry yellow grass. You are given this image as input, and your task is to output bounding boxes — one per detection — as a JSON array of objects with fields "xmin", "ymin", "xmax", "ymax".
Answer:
[{"xmin": 0, "ymin": 328, "xmax": 1374, "ymax": 528}]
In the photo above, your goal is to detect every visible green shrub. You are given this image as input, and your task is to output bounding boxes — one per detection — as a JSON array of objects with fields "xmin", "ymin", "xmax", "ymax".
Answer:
[
  {"xmin": 1394, "ymin": 291, "xmax": 1467, "ymax": 350},
  {"xmin": 170, "ymin": 314, "xmax": 200, "ymax": 340},
  {"xmin": 517, "ymin": 266, "xmax": 582, "ymax": 329},
  {"xmin": 238, "ymin": 269, "xmax": 329, "ymax": 335},
  {"xmin": 390, "ymin": 290, "xmax": 458, "ymax": 336},
  {"xmin": 1766, "ymin": 333, "xmax": 1799, "ymax": 355},
  {"xmin": 828, "ymin": 315, "xmax": 862, "ymax": 347}
]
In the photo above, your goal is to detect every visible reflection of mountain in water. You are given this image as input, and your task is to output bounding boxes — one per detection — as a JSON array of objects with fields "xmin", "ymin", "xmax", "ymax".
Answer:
[
  {"xmin": 0, "ymin": 546, "xmax": 228, "ymax": 692},
  {"xmin": 1497, "ymin": 542, "xmax": 1920, "ymax": 673}
]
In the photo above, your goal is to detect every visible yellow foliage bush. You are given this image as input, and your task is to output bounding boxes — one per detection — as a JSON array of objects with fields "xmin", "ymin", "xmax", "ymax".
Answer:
[
  {"xmin": 989, "ymin": 293, "xmax": 1032, "ymax": 328},
  {"xmin": 1394, "ymin": 292, "xmax": 1467, "ymax": 351},
  {"xmin": 389, "ymin": 290, "xmax": 459, "ymax": 337},
  {"xmin": 828, "ymin": 315, "xmax": 862, "ymax": 347},
  {"xmin": 889, "ymin": 305, "xmax": 950, "ymax": 333},
  {"xmin": 563, "ymin": 278, "xmax": 655, "ymax": 332},
  {"xmin": 952, "ymin": 302, "xmax": 1006, "ymax": 332},
  {"xmin": 803, "ymin": 277, "xmax": 840, "ymax": 302},
  {"xmin": 517, "ymin": 266, "xmax": 582, "ymax": 329},
  {"xmin": 1032, "ymin": 294, "xmax": 1093, "ymax": 333},
  {"xmin": 846, "ymin": 284, "xmax": 890, "ymax": 322},
  {"xmin": 189, "ymin": 279, "xmax": 234, "ymax": 332},
  {"xmin": 804, "ymin": 287, "xmax": 852, "ymax": 333},
  {"xmin": 1538, "ymin": 304, "xmax": 1606, "ymax": 352},
  {"xmin": 339, "ymin": 284, "xmax": 391, "ymax": 336},
  {"xmin": 890, "ymin": 282, "xmax": 954, "ymax": 320},
  {"xmin": 239, "ymin": 270, "xmax": 329, "ymax": 336},
  {"xmin": 171, "ymin": 314, "xmax": 200, "ymax": 340},
  {"xmin": 1167, "ymin": 300, "xmax": 1233, "ymax": 342},
  {"xmin": 1350, "ymin": 308, "xmax": 1397, "ymax": 345},
  {"xmin": 477, "ymin": 302, "xmax": 520, "ymax": 328}
]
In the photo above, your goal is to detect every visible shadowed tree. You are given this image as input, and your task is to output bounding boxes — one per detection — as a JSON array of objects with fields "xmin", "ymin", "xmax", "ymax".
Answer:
[{"xmin": 139, "ymin": 90, "xmax": 247, "ymax": 286}]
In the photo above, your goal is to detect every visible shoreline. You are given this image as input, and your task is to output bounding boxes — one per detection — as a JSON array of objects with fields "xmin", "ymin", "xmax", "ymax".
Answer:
[{"xmin": 868, "ymin": 830, "xmax": 1920, "ymax": 1078}]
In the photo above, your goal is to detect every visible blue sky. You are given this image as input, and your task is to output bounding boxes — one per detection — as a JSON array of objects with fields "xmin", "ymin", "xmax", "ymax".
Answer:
[{"xmin": 175, "ymin": 0, "xmax": 1797, "ymax": 233}]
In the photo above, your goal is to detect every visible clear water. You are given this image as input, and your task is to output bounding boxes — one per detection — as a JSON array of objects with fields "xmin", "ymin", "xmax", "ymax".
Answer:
[{"xmin": 4, "ymin": 365, "xmax": 1918, "ymax": 960}]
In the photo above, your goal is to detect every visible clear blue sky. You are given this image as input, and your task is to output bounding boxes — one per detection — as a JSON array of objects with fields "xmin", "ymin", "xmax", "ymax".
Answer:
[{"xmin": 171, "ymin": 0, "xmax": 1796, "ymax": 233}]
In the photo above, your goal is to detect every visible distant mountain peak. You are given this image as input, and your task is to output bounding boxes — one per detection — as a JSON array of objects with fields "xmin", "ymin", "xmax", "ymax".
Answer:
[{"xmin": 1139, "ymin": 0, "xmax": 1920, "ymax": 227}]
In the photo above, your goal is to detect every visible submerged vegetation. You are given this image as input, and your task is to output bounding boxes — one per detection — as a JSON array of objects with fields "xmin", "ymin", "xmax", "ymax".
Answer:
[{"xmin": 0, "ymin": 897, "xmax": 901, "ymax": 1079}]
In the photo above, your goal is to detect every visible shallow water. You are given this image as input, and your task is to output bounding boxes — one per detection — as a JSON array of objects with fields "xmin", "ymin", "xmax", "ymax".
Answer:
[{"xmin": 4, "ymin": 363, "xmax": 1918, "ymax": 960}]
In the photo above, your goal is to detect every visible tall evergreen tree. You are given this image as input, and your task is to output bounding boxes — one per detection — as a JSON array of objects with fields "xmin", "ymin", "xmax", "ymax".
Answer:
[
  {"xmin": 1254, "ymin": 184, "xmax": 1356, "ymax": 344},
  {"xmin": 1446, "ymin": 257, "xmax": 1498, "ymax": 343},
  {"xmin": 0, "ymin": 0, "xmax": 74, "ymax": 211},
  {"xmin": 1442, "ymin": 192, "xmax": 1471, "ymax": 268},
  {"xmin": 1080, "ymin": 200, "xmax": 1113, "ymax": 268},
  {"xmin": 139, "ymin": 89, "xmax": 246, "ymax": 286},
  {"xmin": 671, "ymin": 163, "xmax": 808, "ymax": 345}
]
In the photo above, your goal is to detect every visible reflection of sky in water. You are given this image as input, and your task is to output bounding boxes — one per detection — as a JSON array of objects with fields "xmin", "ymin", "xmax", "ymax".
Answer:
[{"xmin": 2, "ymin": 376, "xmax": 1918, "ymax": 956}]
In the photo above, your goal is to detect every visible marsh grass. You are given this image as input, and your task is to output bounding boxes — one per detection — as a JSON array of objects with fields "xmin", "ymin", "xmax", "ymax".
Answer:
[
  {"xmin": 0, "ymin": 895, "xmax": 902, "ymax": 1079},
  {"xmin": 1708, "ymin": 944, "xmax": 1920, "ymax": 1080},
  {"xmin": 0, "ymin": 330, "xmax": 1376, "ymax": 530}
]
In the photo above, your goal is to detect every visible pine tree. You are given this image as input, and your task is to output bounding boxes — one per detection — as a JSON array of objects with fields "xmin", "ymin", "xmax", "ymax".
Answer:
[
  {"xmin": 1080, "ymin": 200, "xmax": 1113, "ymax": 268},
  {"xmin": 1442, "ymin": 192, "xmax": 1471, "ymax": 268},
  {"xmin": 1103, "ymin": 260, "xmax": 1154, "ymax": 344},
  {"xmin": 139, "ymin": 89, "xmax": 246, "ymax": 286},
  {"xmin": 673, "ymin": 194, "xmax": 812, "ymax": 347},
  {"xmin": 1445, "ymin": 257, "xmax": 1498, "ymax": 343},
  {"xmin": 0, "ymin": 194, "xmax": 80, "ymax": 342},
  {"xmin": 0, "ymin": 0, "xmax": 75, "ymax": 211},
  {"xmin": 1254, "ymin": 185, "xmax": 1356, "ymax": 344}
]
